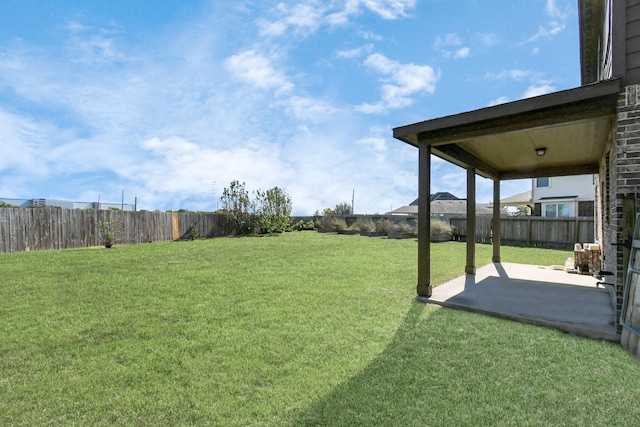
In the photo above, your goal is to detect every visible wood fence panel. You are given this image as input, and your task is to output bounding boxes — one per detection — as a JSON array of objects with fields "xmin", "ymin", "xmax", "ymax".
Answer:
[
  {"xmin": 0, "ymin": 208, "xmax": 11, "ymax": 253},
  {"xmin": 500, "ymin": 217, "xmax": 530, "ymax": 246},
  {"xmin": 477, "ymin": 216, "xmax": 492, "ymax": 243},
  {"xmin": 0, "ymin": 208, "xmax": 237, "ymax": 254},
  {"xmin": 452, "ymin": 216, "xmax": 595, "ymax": 249}
]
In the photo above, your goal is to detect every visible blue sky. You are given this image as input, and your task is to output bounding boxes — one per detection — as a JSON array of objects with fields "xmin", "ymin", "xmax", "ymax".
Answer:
[{"xmin": 0, "ymin": 0, "xmax": 580, "ymax": 214}]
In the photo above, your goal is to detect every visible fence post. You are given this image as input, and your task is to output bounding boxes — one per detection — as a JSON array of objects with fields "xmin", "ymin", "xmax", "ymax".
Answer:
[{"xmin": 172, "ymin": 212, "xmax": 180, "ymax": 241}]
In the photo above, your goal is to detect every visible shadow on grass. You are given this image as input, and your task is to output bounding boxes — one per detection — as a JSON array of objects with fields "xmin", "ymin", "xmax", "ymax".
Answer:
[
  {"xmin": 291, "ymin": 300, "xmax": 434, "ymax": 426},
  {"xmin": 290, "ymin": 300, "xmax": 639, "ymax": 426}
]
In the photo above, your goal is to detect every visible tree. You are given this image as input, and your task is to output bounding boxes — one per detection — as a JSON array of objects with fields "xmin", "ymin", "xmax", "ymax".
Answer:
[
  {"xmin": 334, "ymin": 202, "xmax": 352, "ymax": 215},
  {"xmin": 254, "ymin": 186, "xmax": 292, "ymax": 234},
  {"xmin": 513, "ymin": 206, "xmax": 530, "ymax": 216},
  {"xmin": 220, "ymin": 180, "xmax": 252, "ymax": 235}
]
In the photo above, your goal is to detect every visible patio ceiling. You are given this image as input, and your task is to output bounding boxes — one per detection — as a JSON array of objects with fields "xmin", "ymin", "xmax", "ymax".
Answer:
[{"xmin": 393, "ymin": 79, "xmax": 621, "ymax": 180}]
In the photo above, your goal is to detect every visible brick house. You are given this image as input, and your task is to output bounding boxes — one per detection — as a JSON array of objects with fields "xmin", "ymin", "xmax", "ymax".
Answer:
[{"xmin": 394, "ymin": 0, "xmax": 640, "ymax": 357}]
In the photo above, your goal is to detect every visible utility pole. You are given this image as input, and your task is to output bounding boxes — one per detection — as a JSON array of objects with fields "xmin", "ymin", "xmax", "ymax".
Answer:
[
  {"xmin": 212, "ymin": 180, "xmax": 217, "ymax": 212},
  {"xmin": 351, "ymin": 189, "xmax": 355, "ymax": 214}
]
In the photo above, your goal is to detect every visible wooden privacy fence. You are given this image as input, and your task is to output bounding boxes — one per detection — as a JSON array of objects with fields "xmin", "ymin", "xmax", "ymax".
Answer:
[
  {"xmin": 0, "ymin": 208, "xmax": 235, "ymax": 254},
  {"xmin": 450, "ymin": 216, "xmax": 595, "ymax": 250}
]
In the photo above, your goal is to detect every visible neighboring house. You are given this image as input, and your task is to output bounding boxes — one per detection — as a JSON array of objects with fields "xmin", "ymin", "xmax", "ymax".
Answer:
[
  {"xmin": 532, "ymin": 174, "xmax": 595, "ymax": 218},
  {"xmin": 393, "ymin": 0, "xmax": 640, "ymax": 357},
  {"xmin": 0, "ymin": 197, "xmax": 136, "ymax": 211},
  {"xmin": 500, "ymin": 190, "xmax": 532, "ymax": 214},
  {"xmin": 501, "ymin": 174, "xmax": 596, "ymax": 217},
  {"xmin": 389, "ymin": 192, "xmax": 497, "ymax": 219}
]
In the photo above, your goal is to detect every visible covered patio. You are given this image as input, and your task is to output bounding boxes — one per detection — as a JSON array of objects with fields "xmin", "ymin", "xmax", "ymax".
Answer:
[
  {"xmin": 393, "ymin": 79, "xmax": 621, "ymax": 339},
  {"xmin": 393, "ymin": 79, "xmax": 620, "ymax": 296}
]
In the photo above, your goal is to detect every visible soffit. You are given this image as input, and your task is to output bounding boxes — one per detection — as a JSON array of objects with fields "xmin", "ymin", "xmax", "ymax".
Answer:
[{"xmin": 393, "ymin": 79, "xmax": 620, "ymax": 180}]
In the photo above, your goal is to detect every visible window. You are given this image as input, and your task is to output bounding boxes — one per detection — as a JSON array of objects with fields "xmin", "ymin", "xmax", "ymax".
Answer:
[
  {"xmin": 544, "ymin": 203, "xmax": 571, "ymax": 218},
  {"xmin": 536, "ymin": 177, "xmax": 549, "ymax": 187}
]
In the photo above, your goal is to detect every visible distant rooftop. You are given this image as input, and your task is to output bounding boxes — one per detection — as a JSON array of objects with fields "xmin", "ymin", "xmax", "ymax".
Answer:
[{"xmin": 409, "ymin": 192, "xmax": 460, "ymax": 206}]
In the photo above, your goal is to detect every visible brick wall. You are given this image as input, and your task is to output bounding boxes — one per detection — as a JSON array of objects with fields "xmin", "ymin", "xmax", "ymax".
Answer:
[
  {"xmin": 601, "ymin": 85, "xmax": 640, "ymax": 335},
  {"xmin": 578, "ymin": 201, "xmax": 594, "ymax": 217}
]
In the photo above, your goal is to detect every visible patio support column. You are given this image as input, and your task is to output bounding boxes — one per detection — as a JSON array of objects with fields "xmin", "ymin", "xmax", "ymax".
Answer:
[
  {"xmin": 466, "ymin": 168, "xmax": 476, "ymax": 275},
  {"xmin": 492, "ymin": 179, "xmax": 501, "ymax": 263},
  {"xmin": 417, "ymin": 142, "xmax": 432, "ymax": 297}
]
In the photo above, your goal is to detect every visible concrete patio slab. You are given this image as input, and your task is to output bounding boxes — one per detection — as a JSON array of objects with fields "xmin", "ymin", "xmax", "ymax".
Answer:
[{"xmin": 419, "ymin": 262, "xmax": 620, "ymax": 341}]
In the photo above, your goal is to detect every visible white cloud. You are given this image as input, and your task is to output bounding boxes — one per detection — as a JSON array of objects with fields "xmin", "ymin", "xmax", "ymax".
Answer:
[
  {"xmin": 120, "ymin": 135, "xmax": 304, "ymax": 211},
  {"xmin": 434, "ymin": 33, "xmax": 470, "ymax": 59},
  {"xmin": 0, "ymin": 109, "xmax": 47, "ymax": 174},
  {"xmin": 524, "ymin": 0, "xmax": 572, "ymax": 43},
  {"xmin": 359, "ymin": 0, "xmax": 416, "ymax": 20},
  {"xmin": 358, "ymin": 53, "xmax": 438, "ymax": 112},
  {"xmin": 485, "ymin": 69, "xmax": 535, "ymax": 81},
  {"xmin": 483, "ymin": 69, "xmax": 556, "ymax": 102},
  {"xmin": 522, "ymin": 84, "xmax": 555, "ymax": 98},
  {"xmin": 359, "ymin": 30, "xmax": 384, "ymax": 41},
  {"xmin": 355, "ymin": 126, "xmax": 389, "ymax": 161},
  {"xmin": 436, "ymin": 33, "xmax": 462, "ymax": 47},
  {"xmin": 476, "ymin": 32, "xmax": 499, "ymax": 46},
  {"xmin": 280, "ymin": 95, "xmax": 342, "ymax": 121},
  {"xmin": 546, "ymin": 0, "xmax": 571, "ymax": 20},
  {"xmin": 453, "ymin": 47, "xmax": 470, "ymax": 59},
  {"xmin": 260, "ymin": 0, "xmax": 416, "ymax": 38},
  {"xmin": 336, "ymin": 44, "xmax": 374, "ymax": 59},
  {"xmin": 488, "ymin": 96, "xmax": 509, "ymax": 106},
  {"xmin": 258, "ymin": 3, "xmax": 323, "ymax": 37},
  {"xmin": 224, "ymin": 50, "xmax": 293, "ymax": 93}
]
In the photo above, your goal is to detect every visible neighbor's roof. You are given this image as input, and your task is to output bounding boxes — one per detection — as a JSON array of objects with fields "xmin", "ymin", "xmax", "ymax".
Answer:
[
  {"xmin": 500, "ymin": 190, "xmax": 532, "ymax": 206},
  {"xmin": 409, "ymin": 192, "xmax": 460, "ymax": 206},
  {"xmin": 389, "ymin": 200, "xmax": 495, "ymax": 216}
]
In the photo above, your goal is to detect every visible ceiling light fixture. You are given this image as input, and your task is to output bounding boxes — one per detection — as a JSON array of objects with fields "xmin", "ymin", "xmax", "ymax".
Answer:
[{"xmin": 536, "ymin": 147, "xmax": 547, "ymax": 156}]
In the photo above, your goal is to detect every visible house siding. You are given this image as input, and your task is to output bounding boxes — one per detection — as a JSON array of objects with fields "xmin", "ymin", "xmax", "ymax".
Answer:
[
  {"xmin": 531, "ymin": 175, "xmax": 595, "ymax": 218},
  {"xmin": 532, "ymin": 175, "xmax": 596, "ymax": 200},
  {"xmin": 626, "ymin": 1, "xmax": 640, "ymax": 84}
]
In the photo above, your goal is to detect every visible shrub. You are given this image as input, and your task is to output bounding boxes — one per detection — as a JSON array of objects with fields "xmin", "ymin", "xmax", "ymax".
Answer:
[
  {"xmin": 430, "ymin": 219, "xmax": 453, "ymax": 241},
  {"xmin": 190, "ymin": 224, "xmax": 199, "ymax": 241},
  {"xmin": 374, "ymin": 219, "xmax": 392, "ymax": 235},
  {"xmin": 254, "ymin": 187, "xmax": 292, "ymax": 234},
  {"xmin": 292, "ymin": 220, "xmax": 315, "ymax": 231},
  {"xmin": 315, "ymin": 215, "xmax": 335, "ymax": 231},
  {"xmin": 349, "ymin": 220, "xmax": 376, "ymax": 232},
  {"xmin": 395, "ymin": 222, "xmax": 418, "ymax": 234},
  {"xmin": 332, "ymin": 219, "xmax": 348, "ymax": 231},
  {"xmin": 98, "ymin": 217, "xmax": 124, "ymax": 248}
]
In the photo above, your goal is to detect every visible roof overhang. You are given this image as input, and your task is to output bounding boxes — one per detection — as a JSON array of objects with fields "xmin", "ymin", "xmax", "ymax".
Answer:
[{"xmin": 393, "ymin": 79, "xmax": 620, "ymax": 180}]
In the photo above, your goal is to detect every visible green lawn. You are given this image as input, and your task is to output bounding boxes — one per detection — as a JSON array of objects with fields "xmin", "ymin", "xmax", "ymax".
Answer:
[{"xmin": 1, "ymin": 232, "xmax": 639, "ymax": 426}]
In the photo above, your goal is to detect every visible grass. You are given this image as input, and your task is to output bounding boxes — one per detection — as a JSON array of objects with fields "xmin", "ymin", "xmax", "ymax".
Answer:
[{"xmin": 1, "ymin": 232, "xmax": 639, "ymax": 426}]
